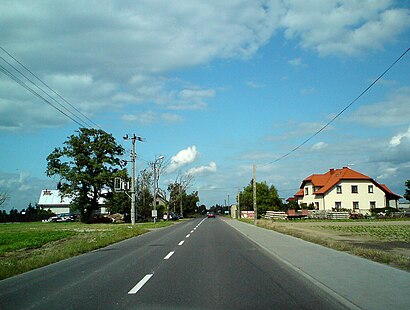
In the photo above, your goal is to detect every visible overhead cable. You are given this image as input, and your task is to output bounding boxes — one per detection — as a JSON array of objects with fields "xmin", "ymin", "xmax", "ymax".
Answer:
[{"xmin": 260, "ymin": 47, "xmax": 410, "ymax": 167}]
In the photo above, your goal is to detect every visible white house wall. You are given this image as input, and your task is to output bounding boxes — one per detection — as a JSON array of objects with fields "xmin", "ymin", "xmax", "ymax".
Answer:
[
  {"xmin": 301, "ymin": 180, "xmax": 387, "ymax": 213},
  {"xmin": 323, "ymin": 180, "xmax": 386, "ymax": 212}
]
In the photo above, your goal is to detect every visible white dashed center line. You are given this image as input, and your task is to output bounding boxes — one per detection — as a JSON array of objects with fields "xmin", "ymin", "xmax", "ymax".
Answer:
[
  {"xmin": 164, "ymin": 251, "xmax": 174, "ymax": 260},
  {"xmin": 186, "ymin": 234, "xmax": 190, "ymax": 238},
  {"xmin": 178, "ymin": 240, "xmax": 185, "ymax": 246},
  {"xmin": 128, "ymin": 274, "xmax": 153, "ymax": 295}
]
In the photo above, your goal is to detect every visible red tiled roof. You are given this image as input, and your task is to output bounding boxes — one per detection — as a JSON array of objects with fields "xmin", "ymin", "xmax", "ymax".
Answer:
[
  {"xmin": 295, "ymin": 167, "xmax": 401, "ymax": 198},
  {"xmin": 294, "ymin": 189, "xmax": 304, "ymax": 197},
  {"xmin": 379, "ymin": 184, "xmax": 402, "ymax": 199}
]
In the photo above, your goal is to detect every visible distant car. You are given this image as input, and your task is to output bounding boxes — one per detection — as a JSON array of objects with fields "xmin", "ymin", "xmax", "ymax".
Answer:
[
  {"xmin": 207, "ymin": 212, "xmax": 215, "ymax": 218},
  {"xmin": 47, "ymin": 213, "xmax": 75, "ymax": 222},
  {"xmin": 169, "ymin": 212, "xmax": 180, "ymax": 221}
]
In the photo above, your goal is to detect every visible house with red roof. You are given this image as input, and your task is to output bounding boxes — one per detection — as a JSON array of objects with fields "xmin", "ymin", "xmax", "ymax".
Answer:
[{"xmin": 293, "ymin": 167, "xmax": 401, "ymax": 214}]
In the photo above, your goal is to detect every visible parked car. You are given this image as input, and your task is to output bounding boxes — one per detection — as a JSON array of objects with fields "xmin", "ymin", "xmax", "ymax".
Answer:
[
  {"xmin": 169, "ymin": 212, "xmax": 180, "ymax": 220},
  {"xmin": 47, "ymin": 213, "xmax": 76, "ymax": 222}
]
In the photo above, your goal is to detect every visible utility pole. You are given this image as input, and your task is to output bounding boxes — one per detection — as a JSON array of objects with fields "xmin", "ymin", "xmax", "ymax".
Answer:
[
  {"xmin": 237, "ymin": 189, "xmax": 241, "ymax": 219},
  {"xmin": 131, "ymin": 137, "xmax": 136, "ymax": 225},
  {"xmin": 253, "ymin": 164, "xmax": 257, "ymax": 224},
  {"xmin": 153, "ymin": 162, "xmax": 157, "ymax": 223},
  {"xmin": 179, "ymin": 184, "xmax": 183, "ymax": 218},
  {"xmin": 123, "ymin": 134, "xmax": 143, "ymax": 225},
  {"xmin": 152, "ymin": 156, "xmax": 164, "ymax": 223}
]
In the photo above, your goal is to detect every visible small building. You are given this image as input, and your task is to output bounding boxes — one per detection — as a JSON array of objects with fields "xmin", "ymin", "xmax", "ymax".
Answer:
[
  {"xmin": 292, "ymin": 167, "xmax": 401, "ymax": 214},
  {"xmin": 230, "ymin": 204, "xmax": 238, "ymax": 218},
  {"xmin": 38, "ymin": 189, "xmax": 107, "ymax": 215}
]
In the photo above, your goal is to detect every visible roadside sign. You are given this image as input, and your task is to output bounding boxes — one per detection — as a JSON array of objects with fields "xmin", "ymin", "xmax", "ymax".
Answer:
[{"xmin": 152, "ymin": 210, "xmax": 158, "ymax": 218}]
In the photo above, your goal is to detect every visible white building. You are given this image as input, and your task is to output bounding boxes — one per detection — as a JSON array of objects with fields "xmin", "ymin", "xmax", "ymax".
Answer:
[
  {"xmin": 38, "ymin": 189, "xmax": 107, "ymax": 215},
  {"xmin": 293, "ymin": 167, "xmax": 401, "ymax": 214}
]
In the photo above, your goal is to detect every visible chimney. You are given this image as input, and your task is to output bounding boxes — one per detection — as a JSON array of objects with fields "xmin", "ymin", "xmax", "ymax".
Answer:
[{"xmin": 329, "ymin": 168, "xmax": 335, "ymax": 174}]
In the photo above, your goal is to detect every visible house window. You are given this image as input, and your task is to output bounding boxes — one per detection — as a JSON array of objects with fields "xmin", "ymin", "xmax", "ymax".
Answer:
[
  {"xmin": 368, "ymin": 185, "xmax": 374, "ymax": 193},
  {"xmin": 314, "ymin": 202, "xmax": 319, "ymax": 210},
  {"xmin": 335, "ymin": 202, "xmax": 342, "ymax": 210},
  {"xmin": 351, "ymin": 185, "xmax": 358, "ymax": 194},
  {"xmin": 353, "ymin": 202, "xmax": 359, "ymax": 210},
  {"xmin": 370, "ymin": 201, "xmax": 376, "ymax": 209},
  {"xmin": 336, "ymin": 185, "xmax": 342, "ymax": 194},
  {"xmin": 305, "ymin": 187, "xmax": 309, "ymax": 195}
]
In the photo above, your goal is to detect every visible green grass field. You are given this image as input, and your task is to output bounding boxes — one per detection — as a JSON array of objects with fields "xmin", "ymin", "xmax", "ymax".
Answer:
[
  {"xmin": 0, "ymin": 221, "xmax": 174, "ymax": 280},
  {"xmin": 320, "ymin": 225, "xmax": 410, "ymax": 242}
]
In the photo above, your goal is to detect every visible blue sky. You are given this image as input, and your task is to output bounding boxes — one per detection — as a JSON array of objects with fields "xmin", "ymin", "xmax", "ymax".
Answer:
[{"xmin": 1, "ymin": 0, "xmax": 409, "ymax": 211}]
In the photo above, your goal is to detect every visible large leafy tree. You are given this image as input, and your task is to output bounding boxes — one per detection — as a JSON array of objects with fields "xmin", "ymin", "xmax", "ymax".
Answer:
[
  {"xmin": 239, "ymin": 180, "xmax": 282, "ymax": 215},
  {"xmin": 46, "ymin": 128, "xmax": 124, "ymax": 223},
  {"xmin": 404, "ymin": 180, "xmax": 410, "ymax": 201}
]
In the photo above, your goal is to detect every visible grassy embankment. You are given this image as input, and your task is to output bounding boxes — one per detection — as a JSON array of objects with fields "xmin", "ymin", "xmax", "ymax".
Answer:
[
  {"xmin": 0, "ymin": 221, "xmax": 174, "ymax": 280},
  {"xmin": 241, "ymin": 218, "xmax": 410, "ymax": 271}
]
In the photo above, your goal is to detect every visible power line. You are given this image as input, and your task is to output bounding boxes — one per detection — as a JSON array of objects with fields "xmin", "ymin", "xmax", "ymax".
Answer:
[
  {"xmin": 0, "ymin": 47, "xmax": 143, "ymax": 177},
  {"xmin": 0, "ymin": 46, "xmax": 99, "ymax": 129},
  {"xmin": 0, "ymin": 55, "xmax": 93, "ymax": 128},
  {"xmin": 260, "ymin": 47, "xmax": 410, "ymax": 167},
  {"xmin": 0, "ymin": 63, "xmax": 87, "ymax": 128}
]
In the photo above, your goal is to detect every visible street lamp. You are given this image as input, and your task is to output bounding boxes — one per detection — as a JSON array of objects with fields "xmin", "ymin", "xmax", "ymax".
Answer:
[{"xmin": 153, "ymin": 155, "xmax": 164, "ymax": 223}]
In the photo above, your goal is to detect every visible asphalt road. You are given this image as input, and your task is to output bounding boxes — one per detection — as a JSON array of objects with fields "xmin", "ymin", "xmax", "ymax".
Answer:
[{"xmin": 0, "ymin": 217, "xmax": 347, "ymax": 309}]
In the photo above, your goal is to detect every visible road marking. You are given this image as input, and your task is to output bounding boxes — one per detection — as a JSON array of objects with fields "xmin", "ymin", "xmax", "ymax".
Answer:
[
  {"xmin": 178, "ymin": 240, "xmax": 184, "ymax": 246},
  {"xmin": 186, "ymin": 234, "xmax": 190, "ymax": 238},
  {"xmin": 128, "ymin": 274, "xmax": 153, "ymax": 295},
  {"xmin": 164, "ymin": 251, "xmax": 175, "ymax": 260},
  {"xmin": 190, "ymin": 230, "xmax": 194, "ymax": 233}
]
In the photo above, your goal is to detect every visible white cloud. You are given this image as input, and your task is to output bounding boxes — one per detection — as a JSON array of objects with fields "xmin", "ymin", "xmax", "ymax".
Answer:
[
  {"xmin": 168, "ymin": 146, "xmax": 198, "ymax": 173},
  {"xmin": 280, "ymin": 0, "xmax": 410, "ymax": 56},
  {"xmin": 267, "ymin": 121, "xmax": 332, "ymax": 142},
  {"xmin": 169, "ymin": 88, "xmax": 216, "ymax": 110},
  {"xmin": 311, "ymin": 142, "xmax": 328, "ymax": 150},
  {"xmin": 288, "ymin": 57, "xmax": 303, "ymax": 66},
  {"xmin": 300, "ymin": 87, "xmax": 315, "ymax": 95},
  {"xmin": 389, "ymin": 126, "xmax": 410, "ymax": 147},
  {"xmin": 186, "ymin": 162, "xmax": 217, "ymax": 176},
  {"xmin": 377, "ymin": 166, "xmax": 398, "ymax": 180},
  {"xmin": 1, "ymin": 1, "xmax": 408, "ymax": 132},
  {"xmin": 0, "ymin": 171, "xmax": 55, "ymax": 211},
  {"xmin": 246, "ymin": 81, "xmax": 266, "ymax": 89},
  {"xmin": 122, "ymin": 111, "xmax": 183, "ymax": 125},
  {"xmin": 350, "ymin": 87, "xmax": 410, "ymax": 127}
]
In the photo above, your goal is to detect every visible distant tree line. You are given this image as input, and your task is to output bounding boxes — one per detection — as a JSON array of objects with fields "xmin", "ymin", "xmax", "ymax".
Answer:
[{"xmin": 0, "ymin": 203, "xmax": 54, "ymax": 223}]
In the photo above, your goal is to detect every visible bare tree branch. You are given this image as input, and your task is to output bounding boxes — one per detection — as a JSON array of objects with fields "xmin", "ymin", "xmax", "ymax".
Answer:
[{"xmin": 0, "ymin": 190, "xmax": 10, "ymax": 207}]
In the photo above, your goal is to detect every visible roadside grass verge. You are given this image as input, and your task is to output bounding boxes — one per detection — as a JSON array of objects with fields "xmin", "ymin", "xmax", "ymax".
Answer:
[
  {"xmin": 241, "ymin": 219, "xmax": 410, "ymax": 271},
  {"xmin": 0, "ymin": 221, "xmax": 174, "ymax": 280}
]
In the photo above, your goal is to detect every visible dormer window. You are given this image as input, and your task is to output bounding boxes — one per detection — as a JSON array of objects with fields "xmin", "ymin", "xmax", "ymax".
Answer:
[{"xmin": 305, "ymin": 187, "xmax": 309, "ymax": 195}]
